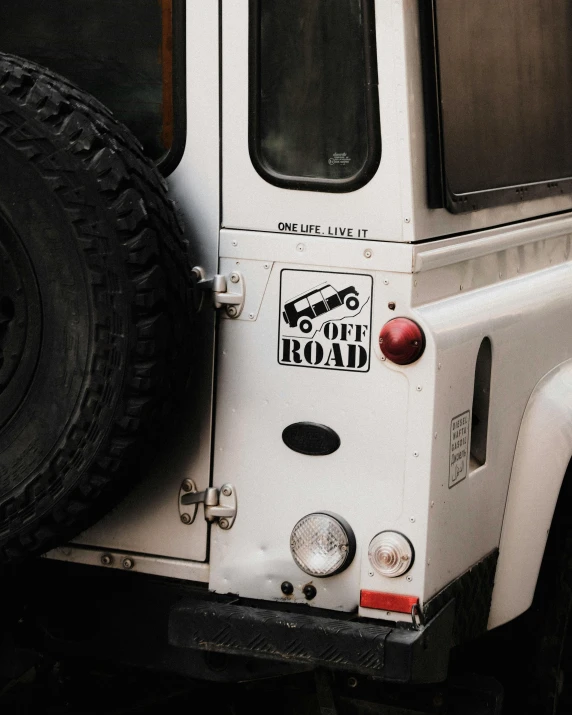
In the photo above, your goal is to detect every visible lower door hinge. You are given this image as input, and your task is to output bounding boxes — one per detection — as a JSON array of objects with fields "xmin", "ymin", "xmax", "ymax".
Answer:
[
  {"xmin": 191, "ymin": 267, "xmax": 245, "ymax": 318},
  {"xmin": 179, "ymin": 480, "xmax": 237, "ymax": 530}
]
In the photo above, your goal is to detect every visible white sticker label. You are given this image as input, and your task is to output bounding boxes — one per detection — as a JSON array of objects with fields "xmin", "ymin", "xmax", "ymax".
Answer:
[
  {"xmin": 278, "ymin": 270, "xmax": 373, "ymax": 372},
  {"xmin": 449, "ymin": 411, "xmax": 470, "ymax": 488}
]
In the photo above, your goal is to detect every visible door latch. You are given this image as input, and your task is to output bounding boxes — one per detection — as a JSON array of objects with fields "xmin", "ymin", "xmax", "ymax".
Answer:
[
  {"xmin": 179, "ymin": 480, "xmax": 237, "ymax": 530},
  {"xmin": 191, "ymin": 267, "xmax": 245, "ymax": 318}
]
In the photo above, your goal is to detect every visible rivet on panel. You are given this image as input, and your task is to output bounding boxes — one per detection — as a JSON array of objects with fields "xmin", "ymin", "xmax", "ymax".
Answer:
[
  {"xmin": 249, "ymin": 313, "xmax": 255, "ymax": 319},
  {"xmin": 364, "ymin": 249, "xmax": 373, "ymax": 258},
  {"xmin": 413, "ymin": 451, "xmax": 419, "ymax": 457},
  {"xmin": 297, "ymin": 243, "xmax": 305, "ymax": 252},
  {"xmin": 410, "ymin": 517, "xmax": 416, "ymax": 523},
  {"xmin": 416, "ymin": 385, "xmax": 422, "ymax": 392},
  {"xmin": 232, "ymin": 240, "xmax": 238, "ymax": 247},
  {"xmin": 407, "ymin": 576, "xmax": 413, "ymax": 582},
  {"xmin": 384, "ymin": 279, "xmax": 389, "ymax": 285}
]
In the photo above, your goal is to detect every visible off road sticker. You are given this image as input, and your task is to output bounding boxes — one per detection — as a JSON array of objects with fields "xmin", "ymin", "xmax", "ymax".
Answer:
[
  {"xmin": 449, "ymin": 411, "xmax": 470, "ymax": 488},
  {"xmin": 278, "ymin": 270, "xmax": 373, "ymax": 372}
]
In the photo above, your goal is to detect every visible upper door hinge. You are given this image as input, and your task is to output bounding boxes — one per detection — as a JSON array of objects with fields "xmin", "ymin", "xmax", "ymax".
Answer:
[
  {"xmin": 179, "ymin": 480, "xmax": 237, "ymax": 530},
  {"xmin": 192, "ymin": 267, "xmax": 245, "ymax": 318}
]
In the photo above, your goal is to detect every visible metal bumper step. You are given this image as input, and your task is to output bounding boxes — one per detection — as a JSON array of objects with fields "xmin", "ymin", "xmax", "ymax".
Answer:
[{"xmin": 168, "ymin": 599, "xmax": 455, "ymax": 684}]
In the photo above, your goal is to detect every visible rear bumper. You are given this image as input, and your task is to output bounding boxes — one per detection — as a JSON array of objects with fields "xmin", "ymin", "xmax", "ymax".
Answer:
[{"xmin": 169, "ymin": 598, "xmax": 455, "ymax": 684}]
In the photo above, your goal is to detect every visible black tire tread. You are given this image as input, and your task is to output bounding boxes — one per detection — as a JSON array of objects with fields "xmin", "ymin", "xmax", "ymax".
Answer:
[{"xmin": 0, "ymin": 53, "xmax": 193, "ymax": 561}]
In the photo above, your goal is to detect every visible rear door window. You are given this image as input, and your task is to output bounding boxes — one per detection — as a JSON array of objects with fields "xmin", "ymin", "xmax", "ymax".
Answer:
[
  {"xmin": 0, "ymin": 0, "xmax": 185, "ymax": 171},
  {"xmin": 250, "ymin": 0, "xmax": 381, "ymax": 192}
]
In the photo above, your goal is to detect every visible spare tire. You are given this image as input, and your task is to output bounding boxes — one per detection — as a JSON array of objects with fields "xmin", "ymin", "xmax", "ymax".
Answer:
[{"xmin": 0, "ymin": 54, "xmax": 194, "ymax": 562}]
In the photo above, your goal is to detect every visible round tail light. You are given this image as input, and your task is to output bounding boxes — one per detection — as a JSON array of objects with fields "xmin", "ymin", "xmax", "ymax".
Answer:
[
  {"xmin": 290, "ymin": 512, "xmax": 356, "ymax": 577},
  {"xmin": 368, "ymin": 531, "xmax": 414, "ymax": 578},
  {"xmin": 379, "ymin": 318, "xmax": 425, "ymax": 365}
]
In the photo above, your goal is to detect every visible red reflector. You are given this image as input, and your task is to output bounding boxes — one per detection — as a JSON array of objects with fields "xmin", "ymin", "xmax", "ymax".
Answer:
[
  {"xmin": 360, "ymin": 590, "xmax": 419, "ymax": 613},
  {"xmin": 379, "ymin": 318, "xmax": 425, "ymax": 365}
]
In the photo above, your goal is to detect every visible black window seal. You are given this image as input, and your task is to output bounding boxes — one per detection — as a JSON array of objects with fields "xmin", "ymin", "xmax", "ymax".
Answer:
[
  {"xmin": 419, "ymin": 0, "xmax": 572, "ymax": 215},
  {"xmin": 157, "ymin": 0, "xmax": 187, "ymax": 177},
  {"xmin": 418, "ymin": 0, "xmax": 445, "ymax": 210},
  {"xmin": 248, "ymin": 0, "xmax": 381, "ymax": 194}
]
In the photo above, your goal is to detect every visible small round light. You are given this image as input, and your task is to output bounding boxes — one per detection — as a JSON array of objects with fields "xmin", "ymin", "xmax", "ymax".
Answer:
[
  {"xmin": 368, "ymin": 531, "xmax": 414, "ymax": 578},
  {"xmin": 379, "ymin": 318, "xmax": 425, "ymax": 365},
  {"xmin": 290, "ymin": 513, "xmax": 355, "ymax": 578}
]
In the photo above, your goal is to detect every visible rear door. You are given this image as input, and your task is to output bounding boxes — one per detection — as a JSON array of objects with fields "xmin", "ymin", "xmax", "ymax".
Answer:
[{"xmin": 0, "ymin": 0, "xmax": 218, "ymax": 564}]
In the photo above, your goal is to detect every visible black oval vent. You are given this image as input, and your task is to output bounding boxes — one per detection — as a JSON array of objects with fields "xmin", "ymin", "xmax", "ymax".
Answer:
[{"xmin": 282, "ymin": 422, "xmax": 340, "ymax": 456}]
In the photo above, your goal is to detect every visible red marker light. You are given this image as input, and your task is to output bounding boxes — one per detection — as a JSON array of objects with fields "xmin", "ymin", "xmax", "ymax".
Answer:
[
  {"xmin": 379, "ymin": 318, "xmax": 425, "ymax": 365},
  {"xmin": 360, "ymin": 590, "xmax": 419, "ymax": 613}
]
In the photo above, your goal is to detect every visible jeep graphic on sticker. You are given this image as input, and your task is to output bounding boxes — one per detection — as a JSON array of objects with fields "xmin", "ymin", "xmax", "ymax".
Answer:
[{"xmin": 278, "ymin": 270, "xmax": 373, "ymax": 372}]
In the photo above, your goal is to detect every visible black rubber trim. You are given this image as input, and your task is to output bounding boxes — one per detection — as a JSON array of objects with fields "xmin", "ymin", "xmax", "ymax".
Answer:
[
  {"xmin": 423, "ymin": 549, "xmax": 498, "ymax": 646},
  {"xmin": 248, "ymin": 0, "xmax": 381, "ymax": 194},
  {"xmin": 169, "ymin": 598, "xmax": 454, "ymax": 683},
  {"xmin": 417, "ymin": 0, "xmax": 445, "ymax": 209},
  {"xmin": 157, "ymin": 0, "xmax": 187, "ymax": 177}
]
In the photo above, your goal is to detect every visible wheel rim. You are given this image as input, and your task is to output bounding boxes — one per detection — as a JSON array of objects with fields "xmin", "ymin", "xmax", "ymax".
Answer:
[{"xmin": 0, "ymin": 210, "xmax": 42, "ymax": 429}]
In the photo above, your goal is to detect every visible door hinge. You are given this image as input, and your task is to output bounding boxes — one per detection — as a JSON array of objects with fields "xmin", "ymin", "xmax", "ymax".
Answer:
[
  {"xmin": 191, "ymin": 267, "xmax": 245, "ymax": 318},
  {"xmin": 179, "ymin": 480, "xmax": 237, "ymax": 530}
]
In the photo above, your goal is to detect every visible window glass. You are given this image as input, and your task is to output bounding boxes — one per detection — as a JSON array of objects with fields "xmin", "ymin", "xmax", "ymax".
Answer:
[
  {"xmin": 250, "ymin": 0, "xmax": 380, "ymax": 191},
  {"xmin": 294, "ymin": 298, "xmax": 309, "ymax": 312},
  {"xmin": 432, "ymin": 0, "xmax": 572, "ymax": 210},
  {"xmin": 322, "ymin": 286, "xmax": 337, "ymax": 300},
  {"xmin": 0, "ymin": 0, "xmax": 178, "ymax": 165}
]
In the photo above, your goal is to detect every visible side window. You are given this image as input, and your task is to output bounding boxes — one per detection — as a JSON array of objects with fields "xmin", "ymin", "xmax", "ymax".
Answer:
[
  {"xmin": 0, "ymin": 0, "xmax": 185, "ymax": 173},
  {"xmin": 249, "ymin": 0, "xmax": 381, "ymax": 192},
  {"xmin": 321, "ymin": 286, "xmax": 338, "ymax": 301},
  {"xmin": 421, "ymin": 0, "xmax": 572, "ymax": 212}
]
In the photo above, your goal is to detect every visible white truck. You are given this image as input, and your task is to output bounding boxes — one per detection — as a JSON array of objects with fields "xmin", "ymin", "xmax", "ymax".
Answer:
[{"xmin": 1, "ymin": 1, "xmax": 571, "ymax": 712}]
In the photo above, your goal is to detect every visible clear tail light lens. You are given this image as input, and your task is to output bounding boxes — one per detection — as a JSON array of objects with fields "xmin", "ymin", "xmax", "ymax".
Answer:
[
  {"xmin": 368, "ymin": 531, "xmax": 414, "ymax": 578},
  {"xmin": 290, "ymin": 513, "xmax": 355, "ymax": 577}
]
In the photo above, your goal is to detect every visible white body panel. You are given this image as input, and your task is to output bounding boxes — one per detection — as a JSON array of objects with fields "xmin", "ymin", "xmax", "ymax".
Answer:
[
  {"xmin": 222, "ymin": 0, "xmax": 572, "ymax": 244},
  {"xmin": 489, "ymin": 362, "xmax": 572, "ymax": 629},
  {"xmin": 58, "ymin": 0, "xmax": 221, "ymax": 565},
  {"xmin": 207, "ymin": 219, "xmax": 572, "ymax": 621}
]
